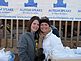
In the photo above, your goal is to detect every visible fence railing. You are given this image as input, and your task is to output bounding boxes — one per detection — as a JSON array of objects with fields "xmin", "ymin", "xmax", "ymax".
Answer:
[{"xmin": 0, "ymin": 19, "xmax": 81, "ymax": 53}]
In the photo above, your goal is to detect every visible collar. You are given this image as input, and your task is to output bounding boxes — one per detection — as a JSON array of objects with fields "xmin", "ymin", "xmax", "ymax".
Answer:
[{"xmin": 44, "ymin": 28, "xmax": 52, "ymax": 39}]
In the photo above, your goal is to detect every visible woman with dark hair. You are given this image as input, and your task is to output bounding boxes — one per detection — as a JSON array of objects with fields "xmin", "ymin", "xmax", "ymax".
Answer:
[
  {"xmin": 39, "ymin": 17, "xmax": 63, "ymax": 61},
  {"xmin": 27, "ymin": 16, "xmax": 40, "ymax": 32},
  {"xmin": 17, "ymin": 16, "xmax": 40, "ymax": 61}
]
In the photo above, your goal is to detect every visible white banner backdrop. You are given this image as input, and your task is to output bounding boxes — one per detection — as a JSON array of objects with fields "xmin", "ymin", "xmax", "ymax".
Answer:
[{"xmin": 0, "ymin": 0, "xmax": 81, "ymax": 21}]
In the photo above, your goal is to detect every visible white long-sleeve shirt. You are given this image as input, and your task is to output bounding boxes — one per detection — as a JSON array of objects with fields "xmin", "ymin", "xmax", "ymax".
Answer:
[{"xmin": 42, "ymin": 30, "xmax": 64, "ymax": 58}]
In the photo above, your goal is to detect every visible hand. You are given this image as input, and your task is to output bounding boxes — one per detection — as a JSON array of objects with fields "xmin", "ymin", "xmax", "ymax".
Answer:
[
  {"xmin": 39, "ymin": 33, "xmax": 46, "ymax": 40},
  {"xmin": 35, "ymin": 48, "xmax": 45, "ymax": 61}
]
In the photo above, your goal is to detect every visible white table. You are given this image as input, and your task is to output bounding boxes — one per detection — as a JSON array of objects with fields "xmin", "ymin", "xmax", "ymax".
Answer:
[{"xmin": 51, "ymin": 56, "xmax": 81, "ymax": 61}]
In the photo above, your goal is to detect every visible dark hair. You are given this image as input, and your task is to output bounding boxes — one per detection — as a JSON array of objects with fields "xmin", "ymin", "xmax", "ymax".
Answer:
[
  {"xmin": 27, "ymin": 16, "xmax": 40, "ymax": 32},
  {"xmin": 40, "ymin": 16, "xmax": 50, "ymax": 27}
]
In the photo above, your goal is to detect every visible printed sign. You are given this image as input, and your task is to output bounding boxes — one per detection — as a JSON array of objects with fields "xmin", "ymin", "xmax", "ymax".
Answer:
[{"xmin": 0, "ymin": 0, "xmax": 81, "ymax": 21}]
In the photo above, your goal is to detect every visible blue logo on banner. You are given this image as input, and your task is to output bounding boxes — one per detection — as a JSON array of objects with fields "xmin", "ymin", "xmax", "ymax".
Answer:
[
  {"xmin": 0, "ymin": 0, "xmax": 8, "ymax": 6},
  {"xmin": 54, "ymin": 0, "xmax": 66, "ymax": 8},
  {"xmin": 24, "ymin": 0, "xmax": 37, "ymax": 7}
]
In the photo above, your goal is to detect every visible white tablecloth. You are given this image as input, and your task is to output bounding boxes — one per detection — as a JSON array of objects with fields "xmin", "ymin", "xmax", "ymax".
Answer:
[{"xmin": 51, "ymin": 56, "xmax": 81, "ymax": 61}]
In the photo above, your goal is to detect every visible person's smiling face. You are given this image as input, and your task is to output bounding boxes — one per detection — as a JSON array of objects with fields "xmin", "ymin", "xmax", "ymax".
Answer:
[
  {"xmin": 31, "ymin": 20, "xmax": 39, "ymax": 32},
  {"xmin": 40, "ymin": 22, "xmax": 50, "ymax": 34}
]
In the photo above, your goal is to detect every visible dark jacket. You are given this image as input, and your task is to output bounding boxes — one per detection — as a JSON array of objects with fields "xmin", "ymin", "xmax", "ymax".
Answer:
[
  {"xmin": 18, "ymin": 32, "xmax": 36, "ymax": 61},
  {"xmin": 51, "ymin": 25, "xmax": 60, "ymax": 37}
]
